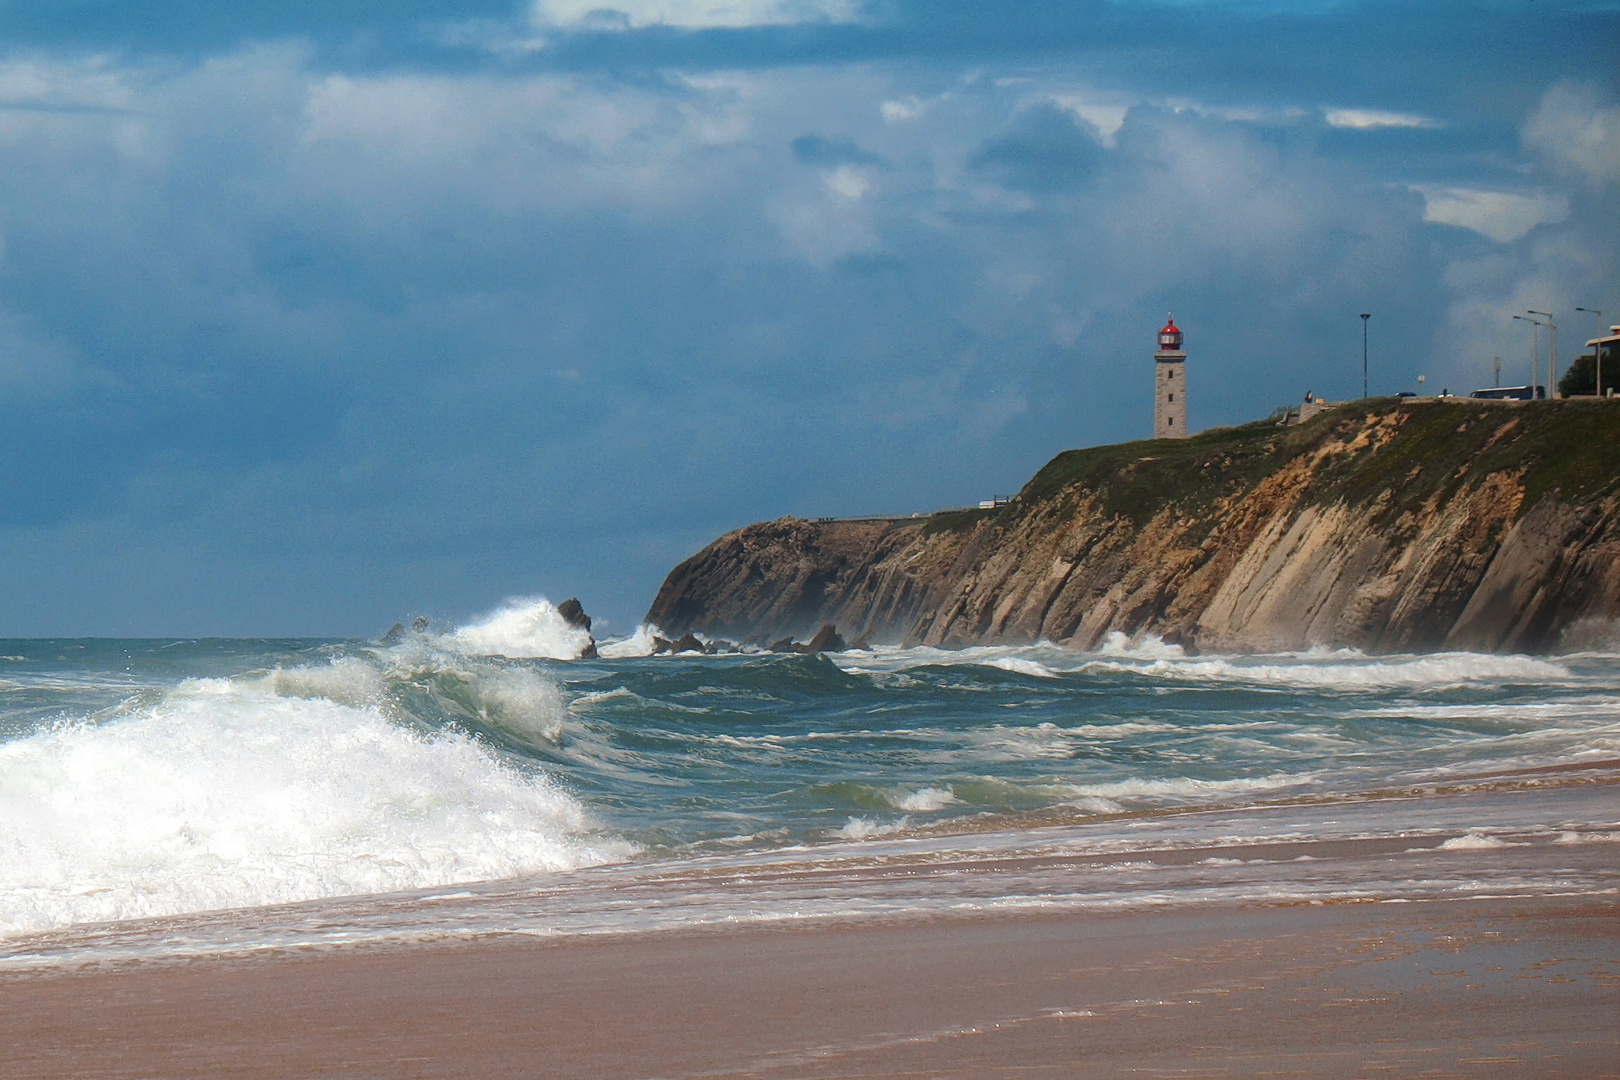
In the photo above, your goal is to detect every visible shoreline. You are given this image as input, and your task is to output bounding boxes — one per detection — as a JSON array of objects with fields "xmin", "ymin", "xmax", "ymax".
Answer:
[
  {"xmin": 4, "ymin": 774, "xmax": 1616, "ymax": 976},
  {"xmin": 3, "ymin": 770, "xmax": 1615, "ymax": 1076},
  {"xmin": 4, "ymin": 895, "xmax": 1615, "ymax": 1078}
]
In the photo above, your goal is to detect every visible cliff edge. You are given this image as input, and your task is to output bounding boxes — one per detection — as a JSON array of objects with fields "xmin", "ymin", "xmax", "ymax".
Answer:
[{"xmin": 646, "ymin": 399, "xmax": 1620, "ymax": 654}]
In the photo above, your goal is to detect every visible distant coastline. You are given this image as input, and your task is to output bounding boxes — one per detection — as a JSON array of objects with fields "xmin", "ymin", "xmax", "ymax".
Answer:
[{"xmin": 648, "ymin": 397, "xmax": 1620, "ymax": 654}]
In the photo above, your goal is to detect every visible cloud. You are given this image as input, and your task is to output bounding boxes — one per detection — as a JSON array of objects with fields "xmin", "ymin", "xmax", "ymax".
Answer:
[
  {"xmin": 1417, "ymin": 186, "xmax": 1569, "ymax": 243},
  {"xmin": 0, "ymin": 55, "xmax": 133, "ymax": 113},
  {"xmin": 880, "ymin": 97, "xmax": 925, "ymax": 123},
  {"xmin": 0, "ymin": 2, "xmax": 1615, "ymax": 635},
  {"xmin": 532, "ymin": 0, "xmax": 862, "ymax": 30},
  {"xmin": 1324, "ymin": 108, "xmax": 1439, "ymax": 130},
  {"xmin": 823, "ymin": 163, "xmax": 870, "ymax": 199},
  {"xmin": 969, "ymin": 103, "xmax": 1106, "ymax": 192},
  {"xmin": 1522, "ymin": 81, "xmax": 1620, "ymax": 188},
  {"xmin": 1048, "ymin": 95, "xmax": 1130, "ymax": 145}
]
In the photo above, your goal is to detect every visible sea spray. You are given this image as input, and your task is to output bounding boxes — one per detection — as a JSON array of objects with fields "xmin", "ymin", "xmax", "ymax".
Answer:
[
  {"xmin": 0, "ymin": 669, "xmax": 630, "ymax": 937},
  {"xmin": 444, "ymin": 597, "xmax": 594, "ymax": 660},
  {"xmin": 598, "ymin": 624, "xmax": 665, "ymax": 659}
]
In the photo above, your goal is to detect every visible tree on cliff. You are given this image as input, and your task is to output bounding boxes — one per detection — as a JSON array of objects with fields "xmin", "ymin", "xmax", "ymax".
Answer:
[{"xmin": 1558, "ymin": 350, "xmax": 1618, "ymax": 397}]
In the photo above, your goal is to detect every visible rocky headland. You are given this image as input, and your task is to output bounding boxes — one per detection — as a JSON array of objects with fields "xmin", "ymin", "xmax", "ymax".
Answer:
[{"xmin": 646, "ymin": 399, "xmax": 1620, "ymax": 654}]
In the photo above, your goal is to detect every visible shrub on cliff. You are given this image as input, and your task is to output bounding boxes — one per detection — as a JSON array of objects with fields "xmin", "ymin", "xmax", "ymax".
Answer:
[{"xmin": 1558, "ymin": 352, "xmax": 1618, "ymax": 397}]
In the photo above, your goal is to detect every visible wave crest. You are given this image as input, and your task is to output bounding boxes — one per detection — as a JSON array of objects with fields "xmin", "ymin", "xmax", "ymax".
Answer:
[
  {"xmin": 444, "ymin": 597, "xmax": 594, "ymax": 660},
  {"xmin": 0, "ymin": 672, "xmax": 629, "ymax": 938}
]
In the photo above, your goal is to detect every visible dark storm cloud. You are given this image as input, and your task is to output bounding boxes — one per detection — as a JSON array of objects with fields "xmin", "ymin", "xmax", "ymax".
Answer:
[{"xmin": 969, "ymin": 103, "xmax": 1106, "ymax": 191}]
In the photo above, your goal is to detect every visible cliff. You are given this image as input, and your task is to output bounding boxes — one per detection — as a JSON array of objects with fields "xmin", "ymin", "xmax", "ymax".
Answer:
[{"xmin": 646, "ymin": 399, "xmax": 1620, "ymax": 654}]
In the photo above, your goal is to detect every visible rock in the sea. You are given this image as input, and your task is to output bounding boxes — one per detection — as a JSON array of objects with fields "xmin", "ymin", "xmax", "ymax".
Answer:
[
  {"xmin": 670, "ymin": 632, "xmax": 706, "ymax": 654},
  {"xmin": 802, "ymin": 624, "xmax": 846, "ymax": 653},
  {"xmin": 768, "ymin": 637, "xmax": 799, "ymax": 653},
  {"xmin": 554, "ymin": 598, "xmax": 598, "ymax": 658},
  {"xmin": 382, "ymin": 616, "xmax": 431, "ymax": 645},
  {"xmin": 651, "ymin": 636, "xmax": 674, "ymax": 655},
  {"xmin": 557, "ymin": 598, "xmax": 592, "ymax": 631}
]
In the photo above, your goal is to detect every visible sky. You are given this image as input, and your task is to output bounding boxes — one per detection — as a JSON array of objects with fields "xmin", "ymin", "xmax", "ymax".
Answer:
[{"xmin": 1, "ymin": 0, "xmax": 1617, "ymax": 637}]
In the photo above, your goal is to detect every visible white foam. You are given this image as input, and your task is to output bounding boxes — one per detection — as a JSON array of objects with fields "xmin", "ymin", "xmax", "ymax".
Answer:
[
  {"xmin": 464, "ymin": 666, "xmax": 568, "ymax": 743},
  {"xmin": 0, "ymin": 675, "xmax": 630, "ymax": 938},
  {"xmin": 893, "ymin": 786, "xmax": 958, "ymax": 812},
  {"xmin": 1064, "ymin": 721, "xmax": 1177, "ymax": 739},
  {"xmin": 598, "ymin": 624, "xmax": 664, "ymax": 659},
  {"xmin": 1081, "ymin": 651, "xmax": 1571, "ymax": 690},
  {"xmin": 1097, "ymin": 632, "xmax": 1187, "ymax": 659},
  {"xmin": 986, "ymin": 657, "xmax": 1058, "ymax": 678},
  {"xmin": 1064, "ymin": 773, "xmax": 1308, "ymax": 800},
  {"xmin": 1065, "ymin": 796, "xmax": 1127, "ymax": 815},
  {"xmin": 845, "ymin": 641, "xmax": 1570, "ymax": 692},
  {"xmin": 265, "ymin": 657, "xmax": 388, "ymax": 709},
  {"xmin": 836, "ymin": 816, "xmax": 911, "ymax": 840},
  {"xmin": 444, "ymin": 597, "xmax": 594, "ymax": 660},
  {"xmin": 1436, "ymin": 832, "xmax": 1514, "ymax": 850},
  {"xmin": 571, "ymin": 686, "xmax": 638, "ymax": 706}
]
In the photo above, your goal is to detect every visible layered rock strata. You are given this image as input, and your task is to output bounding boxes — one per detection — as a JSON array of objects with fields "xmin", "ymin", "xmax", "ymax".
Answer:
[{"xmin": 646, "ymin": 399, "xmax": 1620, "ymax": 654}]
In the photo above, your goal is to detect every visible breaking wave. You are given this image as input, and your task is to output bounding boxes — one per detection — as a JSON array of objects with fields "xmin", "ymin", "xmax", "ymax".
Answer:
[
  {"xmin": 598, "ymin": 624, "xmax": 664, "ymax": 659},
  {"xmin": 443, "ymin": 597, "xmax": 593, "ymax": 660},
  {"xmin": 1080, "ymin": 650, "xmax": 1571, "ymax": 689},
  {"xmin": 0, "ymin": 663, "xmax": 629, "ymax": 938}
]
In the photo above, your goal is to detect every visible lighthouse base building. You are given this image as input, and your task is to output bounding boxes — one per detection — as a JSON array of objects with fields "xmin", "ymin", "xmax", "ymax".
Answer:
[{"xmin": 1155, "ymin": 316, "xmax": 1188, "ymax": 439}]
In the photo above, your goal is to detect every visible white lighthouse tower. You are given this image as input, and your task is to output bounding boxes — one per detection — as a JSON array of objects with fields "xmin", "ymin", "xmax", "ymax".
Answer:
[{"xmin": 1154, "ymin": 314, "xmax": 1188, "ymax": 439}]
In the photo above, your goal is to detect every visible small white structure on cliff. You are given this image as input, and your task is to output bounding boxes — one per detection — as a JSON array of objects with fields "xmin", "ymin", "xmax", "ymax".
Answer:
[
  {"xmin": 1154, "ymin": 315, "xmax": 1188, "ymax": 439},
  {"xmin": 1280, "ymin": 391, "xmax": 1337, "ymax": 425}
]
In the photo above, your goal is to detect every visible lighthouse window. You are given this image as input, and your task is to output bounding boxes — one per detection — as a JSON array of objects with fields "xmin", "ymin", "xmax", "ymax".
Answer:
[
  {"xmin": 1167, "ymin": 417, "xmax": 1174, "ymax": 427},
  {"xmin": 1168, "ymin": 393, "xmax": 1174, "ymax": 402},
  {"xmin": 1169, "ymin": 369, "xmax": 1175, "ymax": 379}
]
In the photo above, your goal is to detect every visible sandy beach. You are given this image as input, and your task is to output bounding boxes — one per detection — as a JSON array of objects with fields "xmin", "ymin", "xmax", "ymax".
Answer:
[{"xmin": 4, "ymin": 894, "xmax": 1615, "ymax": 1079}]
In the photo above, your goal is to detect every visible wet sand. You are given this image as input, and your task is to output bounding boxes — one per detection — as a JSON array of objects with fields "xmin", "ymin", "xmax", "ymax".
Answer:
[{"xmin": 4, "ymin": 896, "xmax": 1616, "ymax": 1079}]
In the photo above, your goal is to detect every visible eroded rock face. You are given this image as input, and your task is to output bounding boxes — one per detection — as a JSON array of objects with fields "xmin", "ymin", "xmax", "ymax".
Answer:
[
  {"xmin": 557, "ymin": 598, "xmax": 598, "ymax": 659},
  {"xmin": 645, "ymin": 400, "xmax": 1620, "ymax": 654}
]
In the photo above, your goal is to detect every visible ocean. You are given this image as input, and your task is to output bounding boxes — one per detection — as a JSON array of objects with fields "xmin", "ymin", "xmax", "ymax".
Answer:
[{"xmin": 2, "ymin": 598, "xmax": 1616, "ymax": 971}]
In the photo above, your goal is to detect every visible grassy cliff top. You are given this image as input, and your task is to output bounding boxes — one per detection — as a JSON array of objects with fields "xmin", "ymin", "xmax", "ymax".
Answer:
[{"xmin": 1014, "ymin": 398, "xmax": 1620, "ymax": 529}]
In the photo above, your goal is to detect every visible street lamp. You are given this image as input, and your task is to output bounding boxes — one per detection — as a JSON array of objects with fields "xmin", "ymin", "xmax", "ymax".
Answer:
[
  {"xmin": 1514, "ymin": 314, "xmax": 1544, "ymax": 398},
  {"xmin": 1360, "ymin": 312, "xmax": 1370, "ymax": 398},
  {"xmin": 1576, "ymin": 306, "xmax": 1605, "ymax": 396},
  {"xmin": 1529, "ymin": 310, "xmax": 1557, "ymax": 397}
]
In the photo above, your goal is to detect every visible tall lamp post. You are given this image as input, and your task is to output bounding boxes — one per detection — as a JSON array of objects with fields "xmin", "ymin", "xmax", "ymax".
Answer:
[
  {"xmin": 1529, "ymin": 310, "xmax": 1557, "ymax": 397},
  {"xmin": 1360, "ymin": 312, "xmax": 1370, "ymax": 398},
  {"xmin": 1514, "ymin": 314, "xmax": 1543, "ymax": 397},
  {"xmin": 1576, "ymin": 306, "xmax": 1605, "ymax": 396}
]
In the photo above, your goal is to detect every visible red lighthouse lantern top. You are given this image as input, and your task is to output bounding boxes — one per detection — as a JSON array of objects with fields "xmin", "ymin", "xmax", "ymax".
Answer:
[{"xmin": 1158, "ymin": 316, "xmax": 1182, "ymax": 351}]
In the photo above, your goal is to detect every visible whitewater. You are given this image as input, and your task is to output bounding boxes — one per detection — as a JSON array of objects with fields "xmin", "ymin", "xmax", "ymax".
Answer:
[{"xmin": 1, "ymin": 598, "xmax": 1616, "ymax": 966}]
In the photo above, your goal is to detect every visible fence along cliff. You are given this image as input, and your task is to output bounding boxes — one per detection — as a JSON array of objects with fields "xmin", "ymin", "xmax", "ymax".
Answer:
[{"xmin": 646, "ymin": 399, "xmax": 1620, "ymax": 654}]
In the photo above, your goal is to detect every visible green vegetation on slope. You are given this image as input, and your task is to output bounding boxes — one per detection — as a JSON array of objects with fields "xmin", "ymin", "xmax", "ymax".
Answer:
[{"xmin": 1010, "ymin": 399, "xmax": 1620, "ymax": 532}]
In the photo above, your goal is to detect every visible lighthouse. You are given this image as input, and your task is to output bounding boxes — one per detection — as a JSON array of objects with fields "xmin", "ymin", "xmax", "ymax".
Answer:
[{"xmin": 1154, "ymin": 315, "xmax": 1188, "ymax": 439}]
